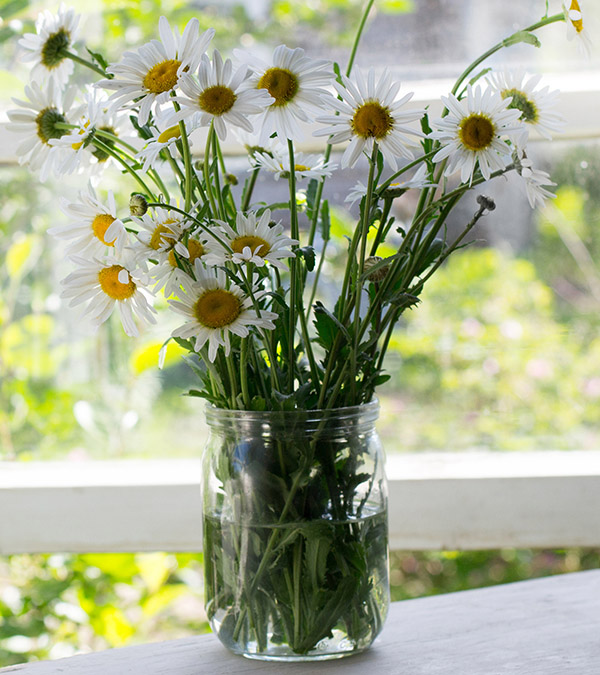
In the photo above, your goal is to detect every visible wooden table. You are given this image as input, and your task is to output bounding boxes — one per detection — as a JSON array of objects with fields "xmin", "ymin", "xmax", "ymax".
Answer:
[{"xmin": 2, "ymin": 570, "xmax": 599, "ymax": 674}]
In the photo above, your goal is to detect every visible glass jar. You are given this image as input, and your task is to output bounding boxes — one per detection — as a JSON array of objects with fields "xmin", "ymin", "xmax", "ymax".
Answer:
[{"xmin": 202, "ymin": 400, "xmax": 389, "ymax": 661}]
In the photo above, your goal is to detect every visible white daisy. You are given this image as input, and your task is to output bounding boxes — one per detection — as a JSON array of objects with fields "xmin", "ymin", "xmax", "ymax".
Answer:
[
  {"xmin": 49, "ymin": 87, "xmax": 121, "ymax": 175},
  {"xmin": 487, "ymin": 70, "xmax": 565, "ymax": 144},
  {"xmin": 236, "ymin": 44, "xmax": 334, "ymax": 142},
  {"xmin": 314, "ymin": 68, "xmax": 424, "ymax": 170},
  {"xmin": 345, "ymin": 164, "xmax": 435, "ymax": 207},
  {"xmin": 254, "ymin": 146, "xmax": 335, "ymax": 181},
  {"xmin": 18, "ymin": 4, "xmax": 80, "ymax": 89},
  {"xmin": 151, "ymin": 236, "xmax": 209, "ymax": 298},
  {"xmin": 204, "ymin": 209, "xmax": 297, "ymax": 270},
  {"xmin": 514, "ymin": 150, "xmax": 557, "ymax": 209},
  {"xmin": 49, "ymin": 184, "xmax": 129, "ymax": 256},
  {"xmin": 135, "ymin": 112, "xmax": 201, "ymax": 172},
  {"xmin": 131, "ymin": 200, "xmax": 191, "ymax": 263},
  {"xmin": 233, "ymin": 128, "xmax": 279, "ymax": 168},
  {"xmin": 60, "ymin": 255, "xmax": 156, "ymax": 337},
  {"xmin": 6, "ymin": 80, "xmax": 77, "ymax": 182},
  {"xmin": 563, "ymin": 0, "xmax": 593, "ymax": 57},
  {"xmin": 430, "ymin": 84, "xmax": 525, "ymax": 184},
  {"xmin": 169, "ymin": 261, "xmax": 277, "ymax": 362},
  {"xmin": 173, "ymin": 50, "xmax": 273, "ymax": 141},
  {"xmin": 100, "ymin": 17, "xmax": 214, "ymax": 125}
]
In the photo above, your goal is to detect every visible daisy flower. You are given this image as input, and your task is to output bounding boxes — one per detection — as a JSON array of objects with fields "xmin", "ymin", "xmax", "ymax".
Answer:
[
  {"xmin": 234, "ymin": 128, "xmax": 278, "ymax": 168},
  {"xmin": 237, "ymin": 44, "xmax": 334, "ymax": 142},
  {"xmin": 131, "ymin": 200, "xmax": 191, "ymax": 263},
  {"xmin": 254, "ymin": 146, "xmax": 335, "ymax": 181},
  {"xmin": 487, "ymin": 70, "xmax": 565, "ymax": 144},
  {"xmin": 49, "ymin": 87, "xmax": 121, "ymax": 175},
  {"xmin": 169, "ymin": 262, "xmax": 277, "ymax": 362},
  {"xmin": 429, "ymin": 84, "xmax": 525, "ymax": 184},
  {"xmin": 204, "ymin": 209, "xmax": 297, "ymax": 270},
  {"xmin": 100, "ymin": 17, "xmax": 214, "ymax": 125},
  {"xmin": 514, "ymin": 150, "xmax": 557, "ymax": 209},
  {"xmin": 151, "ymin": 236, "xmax": 209, "ymax": 298},
  {"xmin": 136, "ymin": 112, "xmax": 201, "ymax": 172},
  {"xmin": 173, "ymin": 50, "xmax": 273, "ymax": 140},
  {"xmin": 60, "ymin": 255, "xmax": 156, "ymax": 337},
  {"xmin": 49, "ymin": 184, "xmax": 129, "ymax": 256},
  {"xmin": 563, "ymin": 0, "xmax": 592, "ymax": 57},
  {"xmin": 6, "ymin": 80, "xmax": 77, "ymax": 182},
  {"xmin": 314, "ymin": 68, "xmax": 424, "ymax": 170},
  {"xmin": 345, "ymin": 164, "xmax": 435, "ymax": 207},
  {"xmin": 18, "ymin": 4, "xmax": 80, "ymax": 89}
]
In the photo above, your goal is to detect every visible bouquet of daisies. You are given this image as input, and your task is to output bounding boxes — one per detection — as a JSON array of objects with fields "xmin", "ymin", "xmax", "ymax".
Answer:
[{"xmin": 6, "ymin": 3, "xmax": 585, "ymax": 412}]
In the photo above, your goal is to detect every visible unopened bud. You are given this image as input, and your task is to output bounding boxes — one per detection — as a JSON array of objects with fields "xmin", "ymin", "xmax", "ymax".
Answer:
[
  {"xmin": 225, "ymin": 173, "xmax": 238, "ymax": 186},
  {"xmin": 364, "ymin": 255, "xmax": 389, "ymax": 282},
  {"xmin": 476, "ymin": 194, "xmax": 496, "ymax": 212},
  {"xmin": 130, "ymin": 193, "xmax": 148, "ymax": 216},
  {"xmin": 381, "ymin": 186, "xmax": 408, "ymax": 200}
]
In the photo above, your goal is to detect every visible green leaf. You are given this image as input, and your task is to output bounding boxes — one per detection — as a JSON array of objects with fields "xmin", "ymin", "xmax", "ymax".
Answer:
[
  {"xmin": 86, "ymin": 46, "xmax": 109, "ymax": 72},
  {"xmin": 313, "ymin": 301, "xmax": 350, "ymax": 350},
  {"xmin": 305, "ymin": 178, "xmax": 318, "ymax": 220},
  {"xmin": 299, "ymin": 245, "xmax": 316, "ymax": 272},
  {"xmin": 468, "ymin": 67, "xmax": 492, "ymax": 87},
  {"xmin": 503, "ymin": 31, "xmax": 541, "ymax": 48}
]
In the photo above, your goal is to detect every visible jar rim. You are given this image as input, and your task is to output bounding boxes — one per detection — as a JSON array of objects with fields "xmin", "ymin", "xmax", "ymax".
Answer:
[{"xmin": 204, "ymin": 398, "xmax": 379, "ymax": 426}]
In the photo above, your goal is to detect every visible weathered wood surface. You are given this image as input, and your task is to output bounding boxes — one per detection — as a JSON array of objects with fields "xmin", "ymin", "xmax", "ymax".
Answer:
[{"xmin": 2, "ymin": 570, "xmax": 599, "ymax": 674}]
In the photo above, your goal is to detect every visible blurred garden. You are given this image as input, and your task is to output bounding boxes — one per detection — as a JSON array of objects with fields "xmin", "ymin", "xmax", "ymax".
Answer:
[{"xmin": 1, "ymin": 0, "xmax": 600, "ymax": 665}]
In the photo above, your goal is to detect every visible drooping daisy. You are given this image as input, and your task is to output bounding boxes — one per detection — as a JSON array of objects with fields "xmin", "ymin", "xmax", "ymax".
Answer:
[
  {"xmin": 151, "ymin": 235, "xmax": 209, "ymax": 298},
  {"xmin": 49, "ymin": 184, "xmax": 129, "ymax": 256},
  {"xmin": 314, "ymin": 68, "xmax": 424, "ymax": 170},
  {"xmin": 487, "ymin": 70, "xmax": 565, "ymax": 144},
  {"xmin": 563, "ymin": 0, "xmax": 592, "ymax": 57},
  {"xmin": 135, "ymin": 112, "xmax": 201, "ymax": 172},
  {"xmin": 204, "ymin": 209, "xmax": 297, "ymax": 270},
  {"xmin": 429, "ymin": 84, "xmax": 525, "ymax": 184},
  {"xmin": 131, "ymin": 200, "xmax": 191, "ymax": 263},
  {"xmin": 169, "ymin": 262, "xmax": 277, "ymax": 361},
  {"xmin": 236, "ymin": 44, "xmax": 334, "ymax": 142},
  {"xmin": 18, "ymin": 4, "xmax": 80, "ymax": 89},
  {"xmin": 345, "ymin": 164, "xmax": 435, "ymax": 207},
  {"xmin": 6, "ymin": 80, "xmax": 77, "ymax": 182},
  {"xmin": 233, "ymin": 128, "xmax": 278, "ymax": 168},
  {"xmin": 513, "ymin": 150, "xmax": 557, "ymax": 209},
  {"xmin": 60, "ymin": 255, "xmax": 156, "ymax": 337},
  {"xmin": 49, "ymin": 87, "xmax": 121, "ymax": 175},
  {"xmin": 100, "ymin": 17, "xmax": 214, "ymax": 125},
  {"xmin": 173, "ymin": 50, "xmax": 273, "ymax": 140},
  {"xmin": 254, "ymin": 146, "xmax": 335, "ymax": 181}
]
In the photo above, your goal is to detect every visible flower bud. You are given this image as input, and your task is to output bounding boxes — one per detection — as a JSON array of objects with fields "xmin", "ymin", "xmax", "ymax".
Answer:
[
  {"xmin": 364, "ymin": 255, "xmax": 389, "ymax": 282},
  {"xmin": 476, "ymin": 194, "xmax": 496, "ymax": 212},
  {"xmin": 225, "ymin": 173, "xmax": 238, "ymax": 186},
  {"xmin": 129, "ymin": 193, "xmax": 148, "ymax": 217},
  {"xmin": 381, "ymin": 186, "xmax": 408, "ymax": 200}
]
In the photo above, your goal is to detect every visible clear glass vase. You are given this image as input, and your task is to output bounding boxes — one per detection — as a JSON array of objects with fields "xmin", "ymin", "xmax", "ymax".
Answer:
[{"xmin": 202, "ymin": 400, "xmax": 389, "ymax": 661}]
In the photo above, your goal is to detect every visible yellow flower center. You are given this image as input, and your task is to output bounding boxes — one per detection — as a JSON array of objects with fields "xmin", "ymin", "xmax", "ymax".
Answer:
[
  {"xmin": 458, "ymin": 114, "xmax": 495, "ymax": 151},
  {"xmin": 294, "ymin": 164, "xmax": 310, "ymax": 172},
  {"xmin": 570, "ymin": 0, "xmax": 584, "ymax": 32},
  {"xmin": 71, "ymin": 120, "xmax": 91, "ymax": 151},
  {"xmin": 194, "ymin": 288, "xmax": 241, "ymax": 328},
  {"xmin": 352, "ymin": 102, "xmax": 393, "ymax": 140},
  {"xmin": 168, "ymin": 239, "xmax": 205, "ymax": 267},
  {"xmin": 92, "ymin": 214, "xmax": 117, "ymax": 246},
  {"xmin": 143, "ymin": 59, "xmax": 181, "ymax": 94},
  {"xmin": 231, "ymin": 235, "xmax": 271, "ymax": 257},
  {"xmin": 157, "ymin": 126, "xmax": 182, "ymax": 143},
  {"xmin": 198, "ymin": 85, "xmax": 237, "ymax": 115},
  {"xmin": 258, "ymin": 67, "xmax": 299, "ymax": 107},
  {"xmin": 150, "ymin": 223, "xmax": 175, "ymax": 250},
  {"xmin": 98, "ymin": 265, "xmax": 136, "ymax": 300}
]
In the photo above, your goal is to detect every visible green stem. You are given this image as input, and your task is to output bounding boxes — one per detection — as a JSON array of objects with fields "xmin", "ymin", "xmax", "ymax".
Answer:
[
  {"xmin": 346, "ymin": 0, "xmax": 376, "ymax": 78},
  {"xmin": 240, "ymin": 338, "xmax": 251, "ymax": 408},
  {"xmin": 211, "ymin": 131, "xmax": 227, "ymax": 220},
  {"xmin": 92, "ymin": 138, "xmax": 156, "ymax": 198},
  {"xmin": 287, "ymin": 139, "xmax": 300, "ymax": 392},
  {"xmin": 242, "ymin": 167, "xmax": 260, "ymax": 212},
  {"xmin": 203, "ymin": 124, "xmax": 219, "ymax": 219},
  {"xmin": 63, "ymin": 49, "xmax": 110, "ymax": 78}
]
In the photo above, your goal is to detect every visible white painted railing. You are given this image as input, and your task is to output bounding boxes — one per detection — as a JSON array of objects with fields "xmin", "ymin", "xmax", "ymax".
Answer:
[{"xmin": 2, "ymin": 451, "xmax": 600, "ymax": 554}]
